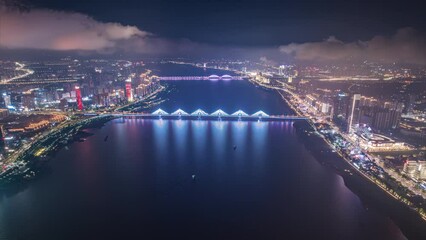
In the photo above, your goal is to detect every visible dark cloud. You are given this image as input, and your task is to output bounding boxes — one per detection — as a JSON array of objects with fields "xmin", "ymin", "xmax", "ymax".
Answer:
[{"xmin": 279, "ymin": 28, "xmax": 426, "ymax": 65}]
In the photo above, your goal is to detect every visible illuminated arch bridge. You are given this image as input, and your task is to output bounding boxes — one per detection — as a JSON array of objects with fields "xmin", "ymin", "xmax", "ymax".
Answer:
[
  {"xmin": 158, "ymin": 75, "xmax": 244, "ymax": 81},
  {"xmin": 109, "ymin": 109, "xmax": 307, "ymax": 121}
]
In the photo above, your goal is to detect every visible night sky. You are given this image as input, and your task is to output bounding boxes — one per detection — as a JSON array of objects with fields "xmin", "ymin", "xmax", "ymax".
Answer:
[
  {"xmin": 1, "ymin": 0, "xmax": 425, "ymax": 63},
  {"xmin": 25, "ymin": 0, "xmax": 426, "ymax": 46}
]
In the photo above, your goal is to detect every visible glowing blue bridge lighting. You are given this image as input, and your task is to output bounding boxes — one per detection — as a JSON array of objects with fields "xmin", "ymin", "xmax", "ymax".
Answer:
[
  {"xmin": 191, "ymin": 109, "xmax": 209, "ymax": 116},
  {"xmin": 109, "ymin": 108, "xmax": 307, "ymax": 121},
  {"xmin": 231, "ymin": 110, "xmax": 249, "ymax": 117},
  {"xmin": 158, "ymin": 75, "xmax": 243, "ymax": 81},
  {"xmin": 152, "ymin": 108, "xmax": 169, "ymax": 115},
  {"xmin": 252, "ymin": 110, "xmax": 269, "ymax": 117},
  {"xmin": 171, "ymin": 109, "xmax": 189, "ymax": 116},
  {"xmin": 210, "ymin": 109, "xmax": 228, "ymax": 117}
]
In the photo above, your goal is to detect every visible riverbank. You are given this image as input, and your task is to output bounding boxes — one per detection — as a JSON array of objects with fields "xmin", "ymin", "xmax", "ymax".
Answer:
[
  {"xmin": 293, "ymin": 120, "xmax": 426, "ymax": 239},
  {"xmin": 247, "ymin": 77, "xmax": 426, "ymax": 238},
  {"xmin": 115, "ymin": 84, "xmax": 165, "ymax": 112},
  {"xmin": 250, "ymin": 80, "xmax": 426, "ymax": 239},
  {"xmin": 0, "ymin": 115, "xmax": 116, "ymax": 188},
  {"xmin": 0, "ymin": 82, "xmax": 167, "ymax": 188},
  {"xmin": 251, "ymin": 79, "xmax": 425, "ymax": 203}
]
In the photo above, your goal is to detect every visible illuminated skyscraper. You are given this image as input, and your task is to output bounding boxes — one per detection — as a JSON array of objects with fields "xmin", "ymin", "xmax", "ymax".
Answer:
[
  {"xmin": 405, "ymin": 94, "xmax": 416, "ymax": 115},
  {"xmin": 333, "ymin": 93, "xmax": 350, "ymax": 120},
  {"xmin": 278, "ymin": 65, "xmax": 284, "ymax": 76},
  {"xmin": 2, "ymin": 93, "xmax": 11, "ymax": 107},
  {"xmin": 125, "ymin": 78, "xmax": 133, "ymax": 102},
  {"xmin": 75, "ymin": 86, "xmax": 83, "ymax": 110},
  {"xmin": 347, "ymin": 94, "xmax": 361, "ymax": 133}
]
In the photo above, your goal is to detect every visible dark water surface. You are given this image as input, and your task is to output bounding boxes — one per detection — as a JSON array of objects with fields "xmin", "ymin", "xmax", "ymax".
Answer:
[{"xmin": 0, "ymin": 70, "xmax": 409, "ymax": 239}]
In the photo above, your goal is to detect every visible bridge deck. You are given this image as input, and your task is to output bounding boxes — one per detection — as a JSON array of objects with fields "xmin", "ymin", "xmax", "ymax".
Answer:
[
  {"xmin": 159, "ymin": 76, "xmax": 244, "ymax": 81},
  {"xmin": 108, "ymin": 113, "xmax": 307, "ymax": 121},
  {"xmin": 84, "ymin": 108, "xmax": 307, "ymax": 121}
]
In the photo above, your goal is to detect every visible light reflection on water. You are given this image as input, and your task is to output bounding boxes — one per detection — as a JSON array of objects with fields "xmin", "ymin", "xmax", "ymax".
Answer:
[{"xmin": 0, "ymin": 77, "xmax": 412, "ymax": 240}]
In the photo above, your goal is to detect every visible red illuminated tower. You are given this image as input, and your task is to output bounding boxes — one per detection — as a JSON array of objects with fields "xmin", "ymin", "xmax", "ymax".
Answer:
[
  {"xmin": 125, "ymin": 78, "xmax": 133, "ymax": 102},
  {"xmin": 75, "ymin": 86, "xmax": 83, "ymax": 110}
]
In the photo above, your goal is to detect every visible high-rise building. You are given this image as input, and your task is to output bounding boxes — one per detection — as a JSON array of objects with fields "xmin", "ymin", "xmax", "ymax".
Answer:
[
  {"xmin": 75, "ymin": 86, "xmax": 83, "ymax": 111},
  {"xmin": 350, "ymin": 96, "xmax": 404, "ymax": 132},
  {"xmin": 125, "ymin": 78, "xmax": 133, "ymax": 102},
  {"xmin": 0, "ymin": 109, "xmax": 9, "ymax": 119},
  {"xmin": 320, "ymin": 103, "xmax": 332, "ymax": 115},
  {"xmin": 347, "ymin": 94, "xmax": 361, "ymax": 133},
  {"xmin": 372, "ymin": 108, "xmax": 402, "ymax": 131},
  {"xmin": 59, "ymin": 98, "xmax": 68, "ymax": 110},
  {"xmin": 360, "ymin": 96, "xmax": 378, "ymax": 107},
  {"xmin": 0, "ymin": 96, "xmax": 4, "ymax": 108},
  {"xmin": 278, "ymin": 65, "xmax": 284, "ymax": 76},
  {"xmin": 403, "ymin": 159, "xmax": 426, "ymax": 180},
  {"xmin": 22, "ymin": 92, "xmax": 36, "ymax": 109},
  {"xmin": 405, "ymin": 94, "xmax": 416, "ymax": 115},
  {"xmin": 2, "ymin": 93, "xmax": 11, "ymax": 108},
  {"xmin": 94, "ymin": 93, "xmax": 108, "ymax": 106},
  {"xmin": 0, "ymin": 125, "xmax": 5, "ymax": 141},
  {"xmin": 333, "ymin": 93, "xmax": 350, "ymax": 119}
]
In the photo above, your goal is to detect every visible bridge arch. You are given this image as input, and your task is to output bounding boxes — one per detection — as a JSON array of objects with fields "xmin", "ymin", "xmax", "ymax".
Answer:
[
  {"xmin": 208, "ymin": 75, "xmax": 220, "ymax": 80},
  {"xmin": 171, "ymin": 109, "xmax": 189, "ymax": 116},
  {"xmin": 252, "ymin": 110, "xmax": 269, "ymax": 117},
  {"xmin": 152, "ymin": 108, "xmax": 169, "ymax": 115},
  {"xmin": 191, "ymin": 109, "xmax": 209, "ymax": 116},
  {"xmin": 211, "ymin": 109, "xmax": 229, "ymax": 116},
  {"xmin": 231, "ymin": 110, "xmax": 249, "ymax": 117},
  {"xmin": 221, "ymin": 75, "xmax": 232, "ymax": 80}
]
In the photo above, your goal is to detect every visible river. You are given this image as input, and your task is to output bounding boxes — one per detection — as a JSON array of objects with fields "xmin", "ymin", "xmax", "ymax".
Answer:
[{"xmin": 0, "ymin": 64, "xmax": 411, "ymax": 239}]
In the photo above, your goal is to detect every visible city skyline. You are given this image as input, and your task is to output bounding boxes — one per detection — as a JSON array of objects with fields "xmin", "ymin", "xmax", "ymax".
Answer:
[{"xmin": 0, "ymin": 0, "xmax": 425, "ymax": 239}]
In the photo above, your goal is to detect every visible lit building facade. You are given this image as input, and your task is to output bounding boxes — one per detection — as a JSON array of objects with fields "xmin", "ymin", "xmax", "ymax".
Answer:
[
  {"xmin": 125, "ymin": 79, "xmax": 133, "ymax": 102},
  {"xmin": 403, "ymin": 160, "xmax": 426, "ymax": 180},
  {"xmin": 347, "ymin": 94, "xmax": 361, "ymax": 133},
  {"xmin": 75, "ymin": 86, "xmax": 83, "ymax": 110}
]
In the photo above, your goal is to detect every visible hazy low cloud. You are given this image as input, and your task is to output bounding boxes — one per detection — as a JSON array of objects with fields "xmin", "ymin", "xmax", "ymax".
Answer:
[
  {"xmin": 0, "ymin": 3, "xmax": 152, "ymax": 51},
  {"xmin": 279, "ymin": 28, "xmax": 426, "ymax": 65},
  {"xmin": 259, "ymin": 56, "xmax": 276, "ymax": 66}
]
